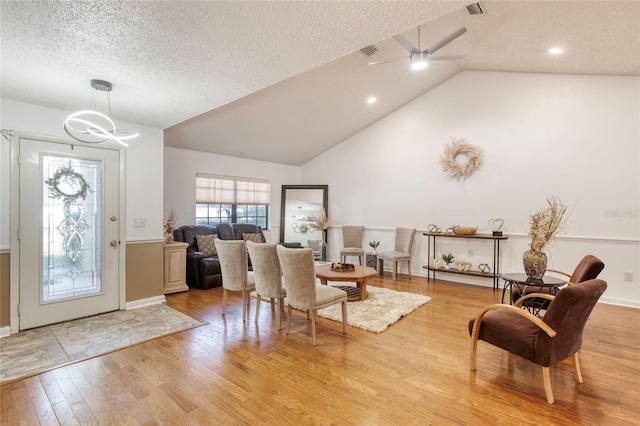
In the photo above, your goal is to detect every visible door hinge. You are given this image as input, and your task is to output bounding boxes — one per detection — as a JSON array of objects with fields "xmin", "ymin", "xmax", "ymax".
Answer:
[
  {"xmin": 17, "ymin": 304, "xmax": 21, "ymax": 316},
  {"xmin": 17, "ymin": 228, "xmax": 20, "ymax": 241}
]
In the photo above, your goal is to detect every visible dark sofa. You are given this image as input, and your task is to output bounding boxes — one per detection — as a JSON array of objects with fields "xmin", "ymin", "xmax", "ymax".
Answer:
[{"xmin": 173, "ymin": 223, "xmax": 266, "ymax": 289}]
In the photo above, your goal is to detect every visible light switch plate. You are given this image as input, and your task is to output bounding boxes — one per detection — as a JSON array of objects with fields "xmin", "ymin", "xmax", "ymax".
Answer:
[{"xmin": 133, "ymin": 217, "xmax": 145, "ymax": 228}]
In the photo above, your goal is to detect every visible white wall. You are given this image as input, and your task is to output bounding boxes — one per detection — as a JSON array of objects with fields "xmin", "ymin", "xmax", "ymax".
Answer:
[
  {"xmin": 0, "ymin": 98, "xmax": 165, "ymax": 247},
  {"xmin": 163, "ymin": 147, "xmax": 300, "ymax": 242},
  {"xmin": 302, "ymin": 71, "xmax": 640, "ymax": 307}
]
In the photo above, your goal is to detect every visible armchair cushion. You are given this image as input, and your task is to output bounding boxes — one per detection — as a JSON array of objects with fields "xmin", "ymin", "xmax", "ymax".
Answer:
[{"xmin": 196, "ymin": 234, "xmax": 219, "ymax": 257}]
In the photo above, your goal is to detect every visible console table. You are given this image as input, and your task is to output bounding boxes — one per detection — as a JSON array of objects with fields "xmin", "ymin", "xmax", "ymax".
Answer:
[{"xmin": 422, "ymin": 232, "xmax": 508, "ymax": 289}]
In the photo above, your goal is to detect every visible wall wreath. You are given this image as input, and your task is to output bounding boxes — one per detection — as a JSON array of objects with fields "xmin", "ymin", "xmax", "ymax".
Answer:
[{"xmin": 439, "ymin": 137, "xmax": 483, "ymax": 181}]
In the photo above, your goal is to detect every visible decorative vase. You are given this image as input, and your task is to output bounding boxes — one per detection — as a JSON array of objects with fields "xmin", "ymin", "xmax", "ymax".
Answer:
[
  {"xmin": 320, "ymin": 238, "xmax": 327, "ymax": 262},
  {"xmin": 164, "ymin": 233, "xmax": 174, "ymax": 244},
  {"xmin": 523, "ymin": 250, "xmax": 547, "ymax": 279}
]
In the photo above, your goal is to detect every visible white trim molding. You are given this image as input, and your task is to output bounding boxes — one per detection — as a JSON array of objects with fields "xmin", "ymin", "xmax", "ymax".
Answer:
[{"xmin": 125, "ymin": 295, "xmax": 166, "ymax": 310}]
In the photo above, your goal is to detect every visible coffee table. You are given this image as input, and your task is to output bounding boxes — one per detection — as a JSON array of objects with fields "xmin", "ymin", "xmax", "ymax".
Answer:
[{"xmin": 315, "ymin": 264, "xmax": 378, "ymax": 301}]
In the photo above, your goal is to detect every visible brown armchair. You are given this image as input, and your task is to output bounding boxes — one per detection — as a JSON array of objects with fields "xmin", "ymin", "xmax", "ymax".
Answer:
[
  {"xmin": 511, "ymin": 254, "xmax": 604, "ymax": 307},
  {"xmin": 469, "ymin": 279, "xmax": 607, "ymax": 403}
]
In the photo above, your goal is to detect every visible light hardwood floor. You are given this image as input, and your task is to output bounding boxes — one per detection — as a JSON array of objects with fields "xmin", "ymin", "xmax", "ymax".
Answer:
[{"xmin": 2, "ymin": 275, "xmax": 639, "ymax": 425}]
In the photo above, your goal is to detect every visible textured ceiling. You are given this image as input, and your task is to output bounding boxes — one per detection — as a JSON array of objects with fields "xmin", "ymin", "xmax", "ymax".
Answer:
[{"xmin": 2, "ymin": 1, "xmax": 639, "ymax": 166}]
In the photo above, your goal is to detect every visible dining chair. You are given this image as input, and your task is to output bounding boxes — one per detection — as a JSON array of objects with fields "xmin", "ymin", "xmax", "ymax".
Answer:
[
  {"xmin": 340, "ymin": 225, "xmax": 365, "ymax": 265},
  {"xmin": 214, "ymin": 239, "xmax": 255, "ymax": 322},
  {"xmin": 377, "ymin": 227, "xmax": 416, "ymax": 281},
  {"xmin": 276, "ymin": 245, "xmax": 348, "ymax": 346},
  {"xmin": 511, "ymin": 255, "xmax": 605, "ymax": 306},
  {"xmin": 246, "ymin": 241, "xmax": 286, "ymax": 330},
  {"xmin": 469, "ymin": 279, "xmax": 607, "ymax": 403}
]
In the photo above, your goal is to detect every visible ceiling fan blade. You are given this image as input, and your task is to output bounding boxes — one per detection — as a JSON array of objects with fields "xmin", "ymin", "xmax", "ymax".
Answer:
[
  {"xmin": 428, "ymin": 54, "xmax": 465, "ymax": 61},
  {"xmin": 425, "ymin": 27, "xmax": 467, "ymax": 54},
  {"xmin": 368, "ymin": 56, "xmax": 409, "ymax": 65},
  {"xmin": 392, "ymin": 34, "xmax": 418, "ymax": 54}
]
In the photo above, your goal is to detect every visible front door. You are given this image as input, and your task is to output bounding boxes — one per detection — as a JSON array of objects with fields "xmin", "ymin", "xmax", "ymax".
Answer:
[{"xmin": 19, "ymin": 138, "xmax": 120, "ymax": 330}]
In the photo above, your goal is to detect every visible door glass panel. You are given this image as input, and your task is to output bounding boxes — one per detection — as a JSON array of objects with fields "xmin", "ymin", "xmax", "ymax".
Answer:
[{"xmin": 42, "ymin": 156, "xmax": 102, "ymax": 302}]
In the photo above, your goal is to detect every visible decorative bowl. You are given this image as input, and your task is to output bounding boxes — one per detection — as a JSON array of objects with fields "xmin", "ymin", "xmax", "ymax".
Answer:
[
  {"xmin": 331, "ymin": 262, "xmax": 355, "ymax": 272},
  {"xmin": 453, "ymin": 226, "xmax": 477, "ymax": 236}
]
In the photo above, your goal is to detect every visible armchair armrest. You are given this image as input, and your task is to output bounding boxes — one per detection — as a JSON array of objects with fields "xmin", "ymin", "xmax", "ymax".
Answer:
[{"xmin": 470, "ymin": 303, "xmax": 556, "ymax": 371}]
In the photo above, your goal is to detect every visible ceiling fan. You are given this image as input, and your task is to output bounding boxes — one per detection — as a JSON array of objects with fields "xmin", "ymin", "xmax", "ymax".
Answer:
[{"xmin": 369, "ymin": 26, "xmax": 467, "ymax": 70}]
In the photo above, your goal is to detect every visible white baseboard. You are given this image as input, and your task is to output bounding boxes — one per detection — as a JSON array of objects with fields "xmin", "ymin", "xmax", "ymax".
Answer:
[
  {"xmin": 0, "ymin": 326, "xmax": 11, "ymax": 338},
  {"xmin": 125, "ymin": 295, "xmax": 166, "ymax": 310},
  {"xmin": 600, "ymin": 296, "xmax": 640, "ymax": 309}
]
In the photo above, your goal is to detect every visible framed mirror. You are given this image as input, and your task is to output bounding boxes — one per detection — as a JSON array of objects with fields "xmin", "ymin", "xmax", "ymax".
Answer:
[{"xmin": 280, "ymin": 185, "xmax": 328, "ymax": 246}]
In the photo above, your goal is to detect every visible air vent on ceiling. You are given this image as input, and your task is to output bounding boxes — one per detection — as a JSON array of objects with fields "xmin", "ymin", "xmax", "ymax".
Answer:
[
  {"xmin": 466, "ymin": 2, "xmax": 486, "ymax": 15},
  {"xmin": 360, "ymin": 45, "xmax": 378, "ymax": 57}
]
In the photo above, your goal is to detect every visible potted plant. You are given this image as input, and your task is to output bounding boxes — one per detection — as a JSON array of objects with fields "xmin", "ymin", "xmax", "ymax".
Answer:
[
  {"xmin": 369, "ymin": 240, "xmax": 380, "ymax": 253},
  {"xmin": 524, "ymin": 196, "xmax": 567, "ymax": 279},
  {"xmin": 441, "ymin": 253, "xmax": 454, "ymax": 269},
  {"xmin": 164, "ymin": 208, "xmax": 177, "ymax": 244},
  {"xmin": 311, "ymin": 208, "xmax": 331, "ymax": 261}
]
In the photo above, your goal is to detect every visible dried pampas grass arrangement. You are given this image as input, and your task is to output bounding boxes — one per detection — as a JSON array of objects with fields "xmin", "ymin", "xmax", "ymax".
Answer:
[
  {"xmin": 528, "ymin": 196, "xmax": 567, "ymax": 252},
  {"xmin": 440, "ymin": 138, "xmax": 483, "ymax": 181}
]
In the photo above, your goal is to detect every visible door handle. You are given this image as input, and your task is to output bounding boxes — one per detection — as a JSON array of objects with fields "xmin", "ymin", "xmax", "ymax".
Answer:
[{"xmin": 110, "ymin": 240, "xmax": 118, "ymax": 247}]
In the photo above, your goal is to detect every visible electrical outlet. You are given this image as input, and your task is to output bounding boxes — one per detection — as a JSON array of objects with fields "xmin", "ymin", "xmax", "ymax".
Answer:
[
  {"xmin": 624, "ymin": 272, "xmax": 633, "ymax": 282},
  {"xmin": 133, "ymin": 217, "xmax": 145, "ymax": 228},
  {"xmin": 468, "ymin": 249, "xmax": 474, "ymax": 256}
]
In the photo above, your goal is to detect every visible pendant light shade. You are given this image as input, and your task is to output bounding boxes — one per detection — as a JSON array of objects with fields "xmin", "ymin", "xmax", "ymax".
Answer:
[{"xmin": 63, "ymin": 79, "xmax": 138, "ymax": 147}]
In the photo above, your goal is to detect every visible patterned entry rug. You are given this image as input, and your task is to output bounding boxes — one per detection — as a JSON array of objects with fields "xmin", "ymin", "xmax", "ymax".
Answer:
[
  {"xmin": 317, "ymin": 286, "xmax": 431, "ymax": 333},
  {"xmin": 0, "ymin": 304, "xmax": 204, "ymax": 383}
]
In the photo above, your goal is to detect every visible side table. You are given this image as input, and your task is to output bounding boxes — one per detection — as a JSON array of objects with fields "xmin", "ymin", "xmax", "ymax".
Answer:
[
  {"xmin": 366, "ymin": 252, "xmax": 378, "ymax": 270},
  {"xmin": 164, "ymin": 242, "xmax": 189, "ymax": 294}
]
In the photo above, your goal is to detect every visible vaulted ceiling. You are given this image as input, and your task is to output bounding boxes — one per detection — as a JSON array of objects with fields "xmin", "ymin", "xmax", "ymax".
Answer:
[{"xmin": 2, "ymin": 1, "xmax": 638, "ymax": 166}]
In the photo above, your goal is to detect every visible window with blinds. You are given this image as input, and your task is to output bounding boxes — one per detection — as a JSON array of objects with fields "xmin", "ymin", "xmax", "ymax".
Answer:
[{"xmin": 195, "ymin": 174, "xmax": 270, "ymax": 228}]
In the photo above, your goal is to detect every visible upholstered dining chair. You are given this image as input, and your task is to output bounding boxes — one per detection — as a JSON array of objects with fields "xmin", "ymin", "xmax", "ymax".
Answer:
[
  {"xmin": 246, "ymin": 241, "xmax": 286, "ymax": 330},
  {"xmin": 276, "ymin": 245, "xmax": 348, "ymax": 346},
  {"xmin": 377, "ymin": 227, "xmax": 416, "ymax": 281},
  {"xmin": 469, "ymin": 279, "xmax": 607, "ymax": 404},
  {"xmin": 511, "ymin": 255, "xmax": 605, "ymax": 307},
  {"xmin": 340, "ymin": 226, "xmax": 365, "ymax": 265},
  {"xmin": 214, "ymin": 239, "xmax": 255, "ymax": 322}
]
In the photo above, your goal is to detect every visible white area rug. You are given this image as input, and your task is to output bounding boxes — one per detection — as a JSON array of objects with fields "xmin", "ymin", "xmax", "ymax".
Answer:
[{"xmin": 317, "ymin": 286, "xmax": 431, "ymax": 333}]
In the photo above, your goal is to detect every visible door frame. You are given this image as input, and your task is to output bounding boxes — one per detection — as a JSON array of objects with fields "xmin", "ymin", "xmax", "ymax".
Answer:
[{"xmin": 9, "ymin": 131, "xmax": 127, "ymax": 334}]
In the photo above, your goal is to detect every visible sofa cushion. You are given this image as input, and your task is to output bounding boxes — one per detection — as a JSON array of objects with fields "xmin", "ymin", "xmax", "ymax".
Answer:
[
  {"xmin": 196, "ymin": 234, "xmax": 219, "ymax": 256},
  {"xmin": 242, "ymin": 232, "xmax": 263, "ymax": 244}
]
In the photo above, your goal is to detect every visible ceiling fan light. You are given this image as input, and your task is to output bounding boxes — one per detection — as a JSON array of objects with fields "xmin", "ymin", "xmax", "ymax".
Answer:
[{"xmin": 410, "ymin": 52, "xmax": 428, "ymax": 70}]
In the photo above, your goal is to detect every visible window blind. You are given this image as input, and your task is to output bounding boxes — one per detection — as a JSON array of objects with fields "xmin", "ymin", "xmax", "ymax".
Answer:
[{"xmin": 196, "ymin": 174, "xmax": 270, "ymax": 205}]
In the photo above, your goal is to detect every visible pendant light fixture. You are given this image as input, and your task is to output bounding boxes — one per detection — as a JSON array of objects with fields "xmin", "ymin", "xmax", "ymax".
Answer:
[{"xmin": 63, "ymin": 79, "xmax": 138, "ymax": 147}]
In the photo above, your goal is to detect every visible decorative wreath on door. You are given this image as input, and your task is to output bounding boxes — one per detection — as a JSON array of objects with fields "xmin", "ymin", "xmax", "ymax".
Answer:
[{"xmin": 439, "ymin": 137, "xmax": 484, "ymax": 181}]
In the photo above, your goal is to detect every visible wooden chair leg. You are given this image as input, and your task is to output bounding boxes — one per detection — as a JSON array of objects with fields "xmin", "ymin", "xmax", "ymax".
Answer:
[
  {"xmin": 392, "ymin": 261, "xmax": 397, "ymax": 281},
  {"xmin": 255, "ymin": 295, "xmax": 261, "ymax": 323},
  {"xmin": 378, "ymin": 258, "xmax": 383, "ymax": 276},
  {"xmin": 470, "ymin": 322, "xmax": 481, "ymax": 371},
  {"xmin": 275, "ymin": 298, "xmax": 281, "ymax": 330},
  {"xmin": 572, "ymin": 352, "xmax": 584, "ymax": 383},
  {"xmin": 311, "ymin": 310, "xmax": 317, "ymax": 346},
  {"xmin": 286, "ymin": 305, "xmax": 292, "ymax": 334},
  {"xmin": 407, "ymin": 260, "xmax": 412, "ymax": 277},
  {"xmin": 270, "ymin": 298, "xmax": 275, "ymax": 312},
  {"xmin": 242, "ymin": 291, "xmax": 247, "ymax": 322},
  {"xmin": 542, "ymin": 367, "xmax": 554, "ymax": 404},
  {"xmin": 341, "ymin": 301, "xmax": 348, "ymax": 334},
  {"xmin": 222, "ymin": 288, "xmax": 228, "ymax": 315}
]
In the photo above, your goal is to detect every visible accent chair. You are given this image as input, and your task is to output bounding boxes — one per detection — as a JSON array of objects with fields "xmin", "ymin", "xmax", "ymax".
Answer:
[
  {"xmin": 340, "ymin": 225, "xmax": 365, "ymax": 265},
  {"xmin": 377, "ymin": 227, "xmax": 416, "ymax": 281},
  {"xmin": 469, "ymin": 279, "xmax": 607, "ymax": 404}
]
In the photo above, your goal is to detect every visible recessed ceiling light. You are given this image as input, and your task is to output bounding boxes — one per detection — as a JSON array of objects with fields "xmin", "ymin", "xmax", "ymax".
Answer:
[
  {"xmin": 367, "ymin": 97, "xmax": 377, "ymax": 104},
  {"xmin": 548, "ymin": 47, "xmax": 563, "ymax": 55}
]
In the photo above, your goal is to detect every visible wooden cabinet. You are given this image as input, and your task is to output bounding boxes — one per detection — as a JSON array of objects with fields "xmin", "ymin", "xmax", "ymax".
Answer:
[
  {"xmin": 164, "ymin": 242, "xmax": 189, "ymax": 294},
  {"xmin": 422, "ymin": 232, "xmax": 508, "ymax": 289}
]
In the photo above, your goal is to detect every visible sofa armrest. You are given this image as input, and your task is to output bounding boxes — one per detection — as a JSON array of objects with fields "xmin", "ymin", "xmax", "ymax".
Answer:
[{"xmin": 187, "ymin": 251, "xmax": 207, "ymax": 262}]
